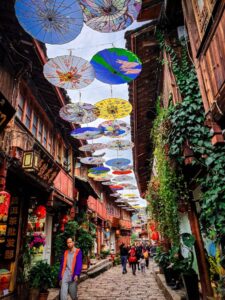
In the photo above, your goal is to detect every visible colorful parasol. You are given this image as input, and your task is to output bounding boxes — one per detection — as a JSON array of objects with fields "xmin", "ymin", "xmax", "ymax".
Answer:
[
  {"xmin": 112, "ymin": 175, "xmax": 133, "ymax": 182},
  {"xmin": 108, "ymin": 140, "xmax": 134, "ymax": 151},
  {"xmin": 80, "ymin": 157, "xmax": 105, "ymax": 165},
  {"xmin": 80, "ymin": 0, "xmax": 142, "ymax": 33},
  {"xmin": 95, "ymin": 98, "xmax": 132, "ymax": 120},
  {"xmin": 93, "ymin": 175, "xmax": 112, "ymax": 182},
  {"xmin": 91, "ymin": 48, "xmax": 142, "ymax": 84},
  {"xmin": 110, "ymin": 193, "xmax": 121, "ymax": 197},
  {"xmin": 15, "ymin": 0, "xmax": 83, "ymax": 44},
  {"xmin": 99, "ymin": 120, "xmax": 130, "ymax": 138},
  {"xmin": 106, "ymin": 158, "xmax": 130, "ymax": 168},
  {"xmin": 122, "ymin": 184, "xmax": 137, "ymax": 190},
  {"xmin": 79, "ymin": 143, "xmax": 107, "ymax": 152},
  {"xmin": 89, "ymin": 166, "xmax": 110, "ymax": 174},
  {"xmin": 112, "ymin": 170, "xmax": 132, "ymax": 175},
  {"xmin": 121, "ymin": 193, "xmax": 137, "ymax": 197},
  {"xmin": 43, "ymin": 55, "xmax": 95, "ymax": 89},
  {"xmin": 112, "ymin": 164, "xmax": 133, "ymax": 171},
  {"xmin": 102, "ymin": 181, "xmax": 114, "ymax": 186},
  {"xmin": 110, "ymin": 185, "xmax": 124, "ymax": 191},
  {"xmin": 59, "ymin": 103, "xmax": 99, "ymax": 124},
  {"xmin": 71, "ymin": 127, "xmax": 103, "ymax": 140}
]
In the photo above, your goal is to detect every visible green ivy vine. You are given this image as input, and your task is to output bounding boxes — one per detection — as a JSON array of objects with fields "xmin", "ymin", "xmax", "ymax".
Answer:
[{"xmin": 156, "ymin": 32, "xmax": 225, "ymax": 240}]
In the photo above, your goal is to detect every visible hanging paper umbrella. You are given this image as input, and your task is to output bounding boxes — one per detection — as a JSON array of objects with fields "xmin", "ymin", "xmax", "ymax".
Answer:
[
  {"xmin": 93, "ymin": 175, "xmax": 112, "ymax": 182},
  {"xmin": 123, "ymin": 193, "xmax": 137, "ymax": 197},
  {"xmin": 110, "ymin": 193, "xmax": 121, "ymax": 197},
  {"xmin": 91, "ymin": 48, "xmax": 142, "ymax": 84},
  {"xmin": 112, "ymin": 170, "xmax": 132, "ymax": 175},
  {"xmin": 102, "ymin": 181, "xmax": 114, "ymax": 186},
  {"xmin": 112, "ymin": 164, "xmax": 133, "ymax": 171},
  {"xmin": 89, "ymin": 166, "xmax": 110, "ymax": 174},
  {"xmin": 79, "ymin": 143, "xmax": 107, "ymax": 152},
  {"xmin": 80, "ymin": 0, "xmax": 142, "ymax": 33},
  {"xmin": 59, "ymin": 103, "xmax": 99, "ymax": 124},
  {"xmin": 112, "ymin": 175, "xmax": 133, "ymax": 182},
  {"xmin": 110, "ymin": 185, "xmax": 124, "ymax": 190},
  {"xmin": 15, "ymin": 0, "xmax": 83, "ymax": 44},
  {"xmin": 71, "ymin": 127, "xmax": 103, "ymax": 140},
  {"xmin": 121, "ymin": 183, "xmax": 137, "ymax": 189},
  {"xmin": 43, "ymin": 55, "xmax": 95, "ymax": 89},
  {"xmin": 106, "ymin": 158, "xmax": 130, "ymax": 168},
  {"xmin": 80, "ymin": 157, "xmax": 105, "ymax": 165},
  {"xmin": 108, "ymin": 139, "xmax": 134, "ymax": 151},
  {"xmin": 95, "ymin": 98, "xmax": 132, "ymax": 120},
  {"xmin": 99, "ymin": 120, "xmax": 130, "ymax": 138}
]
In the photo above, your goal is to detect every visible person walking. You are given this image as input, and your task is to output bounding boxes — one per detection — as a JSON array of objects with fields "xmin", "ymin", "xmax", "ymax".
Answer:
[
  {"xmin": 136, "ymin": 242, "xmax": 143, "ymax": 271},
  {"xmin": 59, "ymin": 237, "xmax": 82, "ymax": 300},
  {"xmin": 128, "ymin": 245, "xmax": 137, "ymax": 275},
  {"xmin": 143, "ymin": 248, "xmax": 149, "ymax": 269},
  {"xmin": 119, "ymin": 243, "xmax": 128, "ymax": 274},
  {"xmin": 139, "ymin": 254, "xmax": 146, "ymax": 273}
]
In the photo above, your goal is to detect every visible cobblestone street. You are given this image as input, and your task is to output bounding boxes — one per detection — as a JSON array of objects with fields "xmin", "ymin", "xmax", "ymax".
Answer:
[{"xmin": 78, "ymin": 262, "xmax": 166, "ymax": 300}]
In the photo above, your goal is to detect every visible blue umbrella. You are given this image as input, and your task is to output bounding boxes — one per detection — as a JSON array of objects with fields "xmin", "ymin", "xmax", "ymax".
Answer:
[
  {"xmin": 15, "ymin": 0, "xmax": 83, "ymax": 44},
  {"xmin": 89, "ymin": 166, "xmax": 110, "ymax": 175},
  {"xmin": 70, "ymin": 127, "xmax": 103, "ymax": 140},
  {"xmin": 106, "ymin": 158, "xmax": 131, "ymax": 168},
  {"xmin": 91, "ymin": 48, "xmax": 142, "ymax": 84}
]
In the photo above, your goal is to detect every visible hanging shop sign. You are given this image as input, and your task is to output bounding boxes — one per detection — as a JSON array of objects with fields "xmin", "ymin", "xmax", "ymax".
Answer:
[
  {"xmin": 0, "ymin": 92, "xmax": 16, "ymax": 133},
  {"xmin": 3, "ymin": 196, "xmax": 20, "ymax": 261}
]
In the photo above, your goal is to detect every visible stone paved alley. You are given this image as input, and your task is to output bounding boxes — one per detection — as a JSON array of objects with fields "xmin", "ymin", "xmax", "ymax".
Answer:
[{"xmin": 78, "ymin": 262, "xmax": 166, "ymax": 300}]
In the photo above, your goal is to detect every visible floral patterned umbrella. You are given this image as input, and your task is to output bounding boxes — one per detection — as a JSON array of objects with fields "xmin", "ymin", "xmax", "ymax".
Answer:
[
  {"xmin": 110, "ymin": 185, "xmax": 124, "ymax": 191},
  {"xmin": 112, "ymin": 164, "xmax": 133, "ymax": 171},
  {"xmin": 93, "ymin": 175, "xmax": 112, "ymax": 182},
  {"xmin": 43, "ymin": 55, "xmax": 95, "ymax": 89},
  {"xmin": 15, "ymin": 0, "xmax": 83, "ymax": 44},
  {"xmin": 99, "ymin": 120, "xmax": 130, "ymax": 138},
  {"xmin": 110, "ymin": 193, "xmax": 121, "ymax": 197},
  {"xmin": 80, "ymin": 157, "xmax": 105, "ymax": 165},
  {"xmin": 59, "ymin": 103, "xmax": 99, "ymax": 124},
  {"xmin": 122, "ymin": 193, "xmax": 137, "ymax": 197},
  {"xmin": 91, "ymin": 48, "xmax": 142, "ymax": 84},
  {"xmin": 106, "ymin": 158, "xmax": 130, "ymax": 168},
  {"xmin": 102, "ymin": 181, "xmax": 114, "ymax": 186},
  {"xmin": 71, "ymin": 127, "xmax": 103, "ymax": 140},
  {"xmin": 80, "ymin": 0, "xmax": 142, "ymax": 33},
  {"xmin": 108, "ymin": 140, "xmax": 134, "ymax": 150},
  {"xmin": 112, "ymin": 175, "xmax": 133, "ymax": 182},
  {"xmin": 95, "ymin": 98, "xmax": 132, "ymax": 120},
  {"xmin": 122, "ymin": 184, "xmax": 137, "ymax": 190},
  {"xmin": 79, "ymin": 143, "xmax": 107, "ymax": 152}
]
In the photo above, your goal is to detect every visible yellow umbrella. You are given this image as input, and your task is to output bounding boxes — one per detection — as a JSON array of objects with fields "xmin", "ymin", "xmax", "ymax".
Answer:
[
  {"xmin": 123, "ymin": 193, "xmax": 137, "ymax": 197},
  {"xmin": 95, "ymin": 98, "xmax": 132, "ymax": 120},
  {"xmin": 132, "ymin": 205, "xmax": 142, "ymax": 209}
]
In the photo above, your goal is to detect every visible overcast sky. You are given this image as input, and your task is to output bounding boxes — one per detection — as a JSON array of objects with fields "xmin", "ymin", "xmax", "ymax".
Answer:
[{"xmin": 47, "ymin": 21, "xmax": 147, "ymax": 207}]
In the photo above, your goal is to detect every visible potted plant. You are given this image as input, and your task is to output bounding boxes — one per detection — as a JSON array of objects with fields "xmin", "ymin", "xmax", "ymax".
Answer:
[
  {"xmin": 28, "ymin": 260, "xmax": 53, "ymax": 300},
  {"xmin": 76, "ymin": 228, "xmax": 94, "ymax": 270}
]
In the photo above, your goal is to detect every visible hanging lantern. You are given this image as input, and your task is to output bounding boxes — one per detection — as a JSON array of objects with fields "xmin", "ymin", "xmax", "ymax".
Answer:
[
  {"xmin": 151, "ymin": 231, "xmax": 159, "ymax": 241},
  {"xmin": 60, "ymin": 214, "xmax": 69, "ymax": 231},
  {"xmin": 34, "ymin": 205, "xmax": 46, "ymax": 220},
  {"xmin": 0, "ymin": 191, "xmax": 11, "ymax": 222}
]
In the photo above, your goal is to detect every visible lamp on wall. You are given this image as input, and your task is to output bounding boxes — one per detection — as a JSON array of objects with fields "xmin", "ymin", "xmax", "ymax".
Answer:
[{"xmin": 22, "ymin": 150, "xmax": 39, "ymax": 172}]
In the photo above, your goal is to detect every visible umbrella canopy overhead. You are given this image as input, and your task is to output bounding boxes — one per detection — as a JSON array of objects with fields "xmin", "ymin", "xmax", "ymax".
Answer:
[
  {"xmin": 89, "ymin": 166, "xmax": 111, "ymax": 174},
  {"xmin": 112, "ymin": 175, "xmax": 133, "ymax": 182},
  {"xmin": 93, "ymin": 175, "xmax": 112, "ymax": 181},
  {"xmin": 15, "ymin": 0, "xmax": 83, "ymax": 44},
  {"xmin": 95, "ymin": 98, "xmax": 132, "ymax": 119},
  {"xmin": 80, "ymin": 157, "xmax": 105, "ymax": 165},
  {"xmin": 43, "ymin": 55, "xmax": 95, "ymax": 89},
  {"xmin": 91, "ymin": 48, "xmax": 142, "ymax": 84},
  {"xmin": 112, "ymin": 170, "xmax": 132, "ymax": 175},
  {"xmin": 80, "ymin": 0, "xmax": 142, "ymax": 33},
  {"xmin": 71, "ymin": 127, "xmax": 103, "ymax": 140},
  {"xmin": 106, "ymin": 158, "xmax": 131, "ymax": 168},
  {"xmin": 99, "ymin": 120, "xmax": 130, "ymax": 138},
  {"xmin": 110, "ymin": 193, "xmax": 121, "ymax": 197},
  {"xmin": 59, "ymin": 103, "xmax": 99, "ymax": 124},
  {"xmin": 112, "ymin": 164, "xmax": 133, "ymax": 171},
  {"xmin": 79, "ymin": 143, "xmax": 107, "ymax": 152},
  {"xmin": 108, "ymin": 140, "xmax": 134, "ymax": 151}
]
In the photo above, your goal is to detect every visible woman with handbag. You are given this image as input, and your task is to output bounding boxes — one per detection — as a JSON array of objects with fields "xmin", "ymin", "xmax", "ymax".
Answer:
[{"xmin": 128, "ymin": 246, "xmax": 137, "ymax": 275}]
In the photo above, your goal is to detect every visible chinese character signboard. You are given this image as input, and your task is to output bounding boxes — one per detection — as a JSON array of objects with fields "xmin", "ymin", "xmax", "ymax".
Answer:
[
  {"xmin": 3, "ymin": 197, "xmax": 20, "ymax": 261},
  {"xmin": 0, "ymin": 92, "xmax": 16, "ymax": 133}
]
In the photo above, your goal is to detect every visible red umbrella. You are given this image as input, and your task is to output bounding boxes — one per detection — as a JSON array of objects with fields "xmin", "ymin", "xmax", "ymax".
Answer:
[{"xmin": 112, "ymin": 170, "xmax": 132, "ymax": 175}]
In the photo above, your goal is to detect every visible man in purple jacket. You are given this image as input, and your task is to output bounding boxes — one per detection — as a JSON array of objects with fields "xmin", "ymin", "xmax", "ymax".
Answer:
[{"xmin": 59, "ymin": 237, "xmax": 82, "ymax": 300}]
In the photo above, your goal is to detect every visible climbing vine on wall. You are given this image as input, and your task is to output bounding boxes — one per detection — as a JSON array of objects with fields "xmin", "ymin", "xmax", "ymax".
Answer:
[{"xmin": 156, "ymin": 32, "xmax": 225, "ymax": 241}]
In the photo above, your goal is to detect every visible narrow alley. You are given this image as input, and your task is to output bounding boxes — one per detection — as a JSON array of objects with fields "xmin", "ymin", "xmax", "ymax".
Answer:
[{"xmin": 78, "ymin": 263, "xmax": 166, "ymax": 300}]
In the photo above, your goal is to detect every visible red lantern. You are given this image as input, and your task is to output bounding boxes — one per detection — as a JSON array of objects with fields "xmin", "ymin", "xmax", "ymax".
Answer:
[
  {"xmin": 0, "ymin": 191, "xmax": 11, "ymax": 222},
  {"xmin": 151, "ymin": 231, "xmax": 159, "ymax": 241},
  {"xmin": 34, "ymin": 205, "xmax": 46, "ymax": 219},
  {"xmin": 60, "ymin": 214, "xmax": 69, "ymax": 232}
]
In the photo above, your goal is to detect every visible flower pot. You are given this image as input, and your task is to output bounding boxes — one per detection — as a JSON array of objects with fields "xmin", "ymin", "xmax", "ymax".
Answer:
[
  {"xmin": 28, "ymin": 288, "xmax": 40, "ymax": 300},
  {"xmin": 181, "ymin": 273, "xmax": 199, "ymax": 300},
  {"xmin": 39, "ymin": 291, "xmax": 49, "ymax": 300}
]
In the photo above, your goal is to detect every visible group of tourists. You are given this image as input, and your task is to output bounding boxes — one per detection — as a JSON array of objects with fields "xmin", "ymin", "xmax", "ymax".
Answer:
[{"xmin": 119, "ymin": 242, "xmax": 151, "ymax": 275}]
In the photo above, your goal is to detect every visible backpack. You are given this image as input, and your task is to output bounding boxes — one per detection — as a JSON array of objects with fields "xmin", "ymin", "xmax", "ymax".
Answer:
[
  {"xmin": 128, "ymin": 249, "xmax": 137, "ymax": 263},
  {"xmin": 143, "ymin": 251, "xmax": 149, "ymax": 259}
]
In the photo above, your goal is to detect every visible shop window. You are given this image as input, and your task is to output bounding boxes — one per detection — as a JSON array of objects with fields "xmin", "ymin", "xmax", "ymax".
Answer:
[
  {"xmin": 16, "ymin": 96, "xmax": 24, "ymax": 121},
  {"xmin": 32, "ymin": 113, "xmax": 38, "ymax": 137},
  {"xmin": 25, "ymin": 103, "xmax": 32, "ymax": 129}
]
